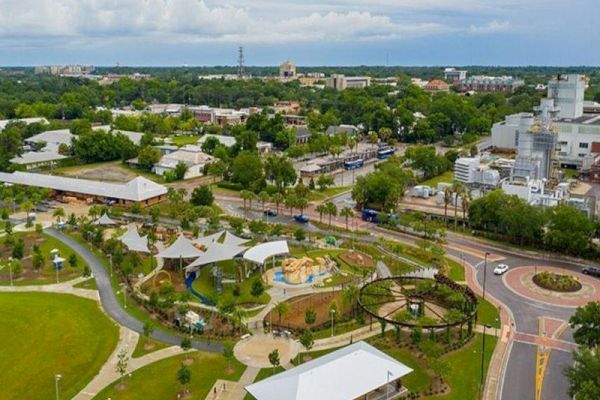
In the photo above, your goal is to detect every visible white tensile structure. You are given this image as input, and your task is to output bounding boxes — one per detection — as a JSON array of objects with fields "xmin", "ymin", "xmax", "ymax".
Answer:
[
  {"xmin": 243, "ymin": 240, "xmax": 289, "ymax": 265},
  {"xmin": 93, "ymin": 213, "xmax": 118, "ymax": 226},
  {"xmin": 245, "ymin": 341, "xmax": 413, "ymax": 400},
  {"xmin": 156, "ymin": 234, "xmax": 204, "ymax": 259},
  {"xmin": 119, "ymin": 227, "xmax": 150, "ymax": 253}
]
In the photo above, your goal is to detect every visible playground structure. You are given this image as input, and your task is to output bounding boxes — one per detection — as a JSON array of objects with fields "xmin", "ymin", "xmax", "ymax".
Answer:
[{"xmin": 277, "ymin": 256, "xmax": 336, "ymax": 285}]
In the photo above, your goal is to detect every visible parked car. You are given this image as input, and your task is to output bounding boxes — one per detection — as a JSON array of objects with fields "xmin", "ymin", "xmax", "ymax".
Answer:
[
  {"xmin": 264, "ymin": 209, "xmax": 278, "ymax": 217},
  {"xmin": 582, "ymin": 266, "xmax": 600, "ymax": 278},
  {"xmin": 494, "ymin": 264, "xmax": 509, "ymax": 275},
  {"xmin": 294, "ymin": 214, "xmax": 309, "ymax": 223}
]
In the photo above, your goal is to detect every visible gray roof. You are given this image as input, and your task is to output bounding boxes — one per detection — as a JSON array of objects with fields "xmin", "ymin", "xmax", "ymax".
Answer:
[
  {"xmin": 294, "ymin": 126, "xmax": 311, "ymax": 139},
  {"xmin": 95, "ymin": 125, "xmax": 144, "ymax": 145},
  {"xmin": 0, "ymin": 172, "xmax": 167, "ymax": 202},
  {"xmin": 0, "ymin": 117, "xmax": 48, "ymax": 131},
  {"xmin": 157, "ymin": 234, "xmax": 204, "ymax": 259},
  {"xmin": 120, "ymin": 227, "xmax": 150, "ymax": 253},
  {"xmin": 325, "ymin": 125, "xmax": 358, "ymax": 136},
  {"xmin": 197, "ymin": 134, "xmax": 236, "ymax": 147},
  {"xmin": 25, "ymin": 129, "xmax": 74, "ymax": 146},
  {"xmin": 245, "ymin": 341, "xmax": 412, "ymax": 400},
  {"xmin": 10, "ymin": 151, "xmax": 67, "ymax": 165}
]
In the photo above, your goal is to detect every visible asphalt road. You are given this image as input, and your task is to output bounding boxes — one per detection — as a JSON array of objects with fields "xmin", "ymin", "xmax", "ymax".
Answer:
[{"xmin": 45, "ymin": 228, "xmax": 224, "ymax": 353}]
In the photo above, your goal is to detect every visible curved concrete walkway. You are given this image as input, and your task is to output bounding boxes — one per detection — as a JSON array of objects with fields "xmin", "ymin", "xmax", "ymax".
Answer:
[{"xmin": 44, "ymin": 228, "xmax": 223, "ymax": 353}]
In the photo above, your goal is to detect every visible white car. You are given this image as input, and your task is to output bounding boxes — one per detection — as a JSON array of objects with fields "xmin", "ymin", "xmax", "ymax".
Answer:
[{"xmin": 494, "ymin": 264, "xmax": 509, "ymax": 275}]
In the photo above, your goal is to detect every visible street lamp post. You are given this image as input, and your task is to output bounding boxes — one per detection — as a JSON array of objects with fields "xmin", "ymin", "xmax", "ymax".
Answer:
[
  {"xmin": 482, "ymin": 252, "xmax": 490, "ymax": 302},
  {"xmin": 330, "ymin": 309, "xmax": 336, "ymax": 337},
  {"xmin": 8, "ymin": 257, "xmax": 13, "ymax": 286},
  {"xmin": 56, "ymin": 263, "xmax": 60, "ymax": 284},
  {"xmin": 109, "ymin": 254, "xmax": 113, "ymax": 277},
  {"xmin": 386, "ymin": 371, "xmax": 393, "ymax": 400},
  {"xmin": 55, "ymin": 374, "xmax": 62, "ymax": 400}
]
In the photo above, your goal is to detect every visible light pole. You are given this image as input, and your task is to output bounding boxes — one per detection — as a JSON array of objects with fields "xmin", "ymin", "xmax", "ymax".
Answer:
[
  {"xmin": 56, "ymin": 262, "xmax": 60, "ymax": 284},
  {"xmin": 330, "ymin": 309, "xmax": 336, "ymax": 337},
  {"xmin": 55, "ymin": 374, "xmax": 62, "ymax": 400},
  {"xmin": 482, "ymin": 252, "xmax": 490, "ymax": 302},
  {"xmin": 386, "ymin": 370, "xmax": 393, "ymax": 399},
  {"xmin": 118, "ymin": 284, "xmax": 127, "ymax": 309},
  {"xmin": 109, "ymin": 254, "xmax": 113, "ymax": 277},
  {"xmin": 8, "ymin": 256, "xmax": 13, "ymax": 287}
]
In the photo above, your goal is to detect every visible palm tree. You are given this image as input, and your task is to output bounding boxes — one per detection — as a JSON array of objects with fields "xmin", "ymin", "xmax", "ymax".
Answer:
[
  {"xmin": 368, "ymin": 131, "xmax": 378, "ymax": 149},
  {"xmin": 343, "ymin": 285, "xmax": 360, "ymax": 318},
  {"xmin": 240, "ymin": 190, "xmax": 252, "ymax": 210},
  {"xmin": 460, "ymin": 190, "xmax": 471, "ymax": 228},
  {"xmin": 340, "ymin": 206, "xmax": 354, "ymax": 230},
  {"xmin": 273, "ymin": 301, "xmax": 289, "ymax": 324},
  {"xmin": 452, "ymin": 183, "xmax": 464, "ymax": 230},
  {"xmin": 315, "ymin": 203, "xmax": 327, "ymax": 223},
  {"xmin": 325, "ymin": 201, "xmax": 337, "ymax": 227},
  {"xmin": 52, "ymin": 207, "xmax": 65, "ymax": 224},
  {"xmin": 296, "ymin": 197, "xmax": 308, "ymax": 215},
  {"xmin": 258, "ymin": 191, "xmax": 270, "ymax": 213},
  {"xmin": 88, "ymin": 205, "xmax": 100, "ymax": 220},
  {"xmin": 284, "ymin": 195, "xmax": 296, "ymax": 216},
  {"xmin": 272, "ymin": 193, "xmax": 284, "ymax": 215},
  {"xmin": 443, "ymin": 187, "xmax": 452, "ymax": 226},
  {"xmin": 378, "ymin": 127, "xmax": 392, "ymax": 143}
]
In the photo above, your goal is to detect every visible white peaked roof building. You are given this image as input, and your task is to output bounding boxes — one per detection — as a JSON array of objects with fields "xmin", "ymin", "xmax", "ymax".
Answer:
[
  {"xmin": 93, "ymin": 213, "xmax": 118, "ymax": 226},
  {"xmin": 120, "ymin": 227, "xmax": 150, "ymax": 253},
  {"xmin": 0, "ymin": 172, "xmax": 167, "ymax": 205},
  {"xmin": 156, "ymin": 234, "xmax": 204, "ymax": 259},
  {"xmin": 245, "ymin": 341, "xmax": 413, "ymax": 400},
  {"xmin": 243, "ymin": 240, "xmax": 289, "ymax": 265}
]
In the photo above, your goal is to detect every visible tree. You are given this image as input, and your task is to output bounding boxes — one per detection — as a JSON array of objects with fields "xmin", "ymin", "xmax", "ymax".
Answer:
[
  {"xmin": 174, "ymin": 162, "xmax": 189, "ymax": 180},
  {"xmin": 569, "ymin": 302, "xmax": 600, "ymax": 348},
  {"xmin": 223, "ymin": 343, "xmax": 235, "ymax": 372},
  {"xmin": 316, "ymin": 174, "xmax": 335, "ymax": 191},
  {"xmin": 32, "ymin": 246, "xmax": 44, "ymax": 271},
  {"xmin": 68, "ymin": 253, "xmax": 78, "ymax": 268},
  {"xmin": 452, "ymin": 182, "xmax": 464, "ymax": 229},
  {"xmin": 143, "ymin": 321, "xmax": 155, "ymax": 338},
  {"xmin": 137, "ymin": 146, "xmax": 160, "ymax": 170},
  {"xmin": 240, "ymin": 190, "xmax": 254, "ymax": 211},
  {"xmin": 340, "ymin": 206, "xmax": 354, "ymax": 230},
  {"xmin": 271, "ymin": 193, "xmax": 284, "ymax": 215},
  {"xmin": 190, "ymin": 186, "xmax": 214, "ymax": 206},
  {"xmin": 564, "ymin": 347, "xmax": 600, "ymax": 400},
  {"xmin": 443, "ymin": 187, "xmax": 452, "ymax": 226},
  {"xmin": 115, "ymin": 348, "xmax": 129, "ymax": 387},
  {"xmin": 545, "ymin": 205, "xmax": 594, "ymax": 256},
  {"xmin": 231, "ymin": 151, "xmax": 265, "ymax": 191},
  {"xmin": 12, "ymin": 238, "xmax": 24, "ymax": 260},
  {"xmin": 304, "ymin": 307, "xmax": 317, "ymax": 327},
  {"xmin": 251, "ymin": 279, "xmax": 265, "ymax": 299},
  {"xmin": 268, "ymin": 349, "xmax": 280, "ymax": 375},
  {"xmin": 53, "ymin": 207, "xmax": 65, "ymax": 224},
  {"xmin": 315, "ymin": 203, "xmax": 327, "ymax": 223},
  {"xmin": 325, "ymin": 201, "xmax": 337, "ymax": 227},
  {"xmin": 180, "ymin": 337, "xmax": 192, "ymax": 352},
  {"xmin": 258, "ymin": 191, "xmax": 270, "ymax": 212},
  {"xmin": 273, "ymin": 301, "xmax": 290, "ymax": 324},
  {"xmin": 149, "ymin": 205, "xmax": 161, "ymax": 224},
  {"xmin": 300, "ymin": 329, "xmax": 314, "ymax": 353},
  {"xmin": 343, "ymin": 285, "xmax": 360, "ymax": 318},
  {"xmin": 177, "ymin": 364, "xmax": 192, "ymax": 394},
  {"xmin": 294, "ymin": 228, "xmax": 306, "ymax": 241}
]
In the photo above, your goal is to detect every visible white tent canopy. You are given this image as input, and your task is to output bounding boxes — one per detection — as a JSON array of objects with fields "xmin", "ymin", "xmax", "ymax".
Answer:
[
  {"xmin": 243, "ymin": 240, "xmax": 289, "ymax": 265},
  {"xmin": 192, "ymin": 230, "xmax": 225, "ymax": 247},
  {"xmin": 120, "ymin": 227, "xmax": 150, "ymax": 253},
  {"xmin": 222, "ymin": 231, "xmax": 250, "ymax": 247},
  {"xmin": 245, "ymin": 341, "xmax": 413, "ymax": 400},
  {"xmin": 157, "ymin": 234, "xmax": 204, "ymax": 259},
  {"xmin": 185, "ymin": 243, "xmax": 247, "ymax": 271},
  {"xmin": 94, "ymin": 213, "xmax": 117, "ymax": 226}
]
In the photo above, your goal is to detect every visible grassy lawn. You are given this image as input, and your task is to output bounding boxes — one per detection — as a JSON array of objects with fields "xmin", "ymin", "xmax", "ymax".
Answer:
[
  {"xmin": 170, "ymin": 135, "xmax": 200, "ymax": 146},
  {"xmin": 311, "ymin": 318, "xmax": 369, "ymax": 340},
  {"xmin": 132, "ymin": 336, "xmax": 171, "ymax": 358},
  {"xmin": 308, "ymin": 186, "xmax": 352, "ymax": 201},
  {"xmin": 421, "ymin": 171, "xmax": 454, "ymax": 187},
  {"xmin": 476, "ymin": 295, "xmax": 501, "ymax": 328},
  {"xmin": 372, "ymin": 343, "xmax": 432, "ymax": 393},
  {"xmin": 192, "ymin": 267, "xmax": 271, "ymax": 306},
  {"xmin": 432, "ymin": 334, "xmax": 497, "ymax": 400},
  {"xmin": 0, "ymin": 292, "xmax": 119, "ymax": 400},
  {"xmin": 74, "ymin": 277, "xmax": 97, "ymax": 290},
  {"xmin": 0, "ymin": 232, "xmax": 86, "ymax": 285},
  {"xmin": 446, "ymin": 258, "xmax": 465, "ymax": 281},
  {"xmin": 93, "ymin": 351, "xmax": 246, "ymax": 400}
]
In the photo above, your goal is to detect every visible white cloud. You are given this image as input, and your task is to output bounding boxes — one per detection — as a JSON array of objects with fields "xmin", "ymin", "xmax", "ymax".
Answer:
[
  {"xmin": 0, "ymin": 0, "xmax": 514, "ymax": 46},
  {"xmin": 469, "ymin": 20, "xmax": 512, "ymax": 34}
]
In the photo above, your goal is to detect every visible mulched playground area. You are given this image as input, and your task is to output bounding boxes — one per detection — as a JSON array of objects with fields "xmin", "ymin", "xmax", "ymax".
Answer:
[{"xmin": 338, "ymin": 250, "xmax": 375, "ymax": 269}]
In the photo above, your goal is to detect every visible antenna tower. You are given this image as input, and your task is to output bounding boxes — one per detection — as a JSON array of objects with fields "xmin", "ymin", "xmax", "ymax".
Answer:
[{"xmin": 237, "ymin": 46, "xmax": 245, "ymax": 78}]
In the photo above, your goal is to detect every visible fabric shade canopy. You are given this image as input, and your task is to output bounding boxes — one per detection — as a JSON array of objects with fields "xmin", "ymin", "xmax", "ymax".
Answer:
[
  {"xmin": 243, "ymin": 240, "xmax": 289, "ymax": 265},
  {"xmin": 222, "ymin": 231, "xmax": 250, "ymax": 247},
  {"xmin": 156, "ymin": 234, "xmax": 204, "ymax": 259},
  {"xmin": 93, "ymin": 213, "xmax": 117, "ymax": 226},
  {"xmin": 192, "ymin": 230, "xmax": 225, "ymax": 247},
  {"xmin": 185, "ymin": 242, "xmax": 247, "ymax": 270},
  {"xmin": 120, "ymin": 227, "xmax": 150, "ymax": 253}
]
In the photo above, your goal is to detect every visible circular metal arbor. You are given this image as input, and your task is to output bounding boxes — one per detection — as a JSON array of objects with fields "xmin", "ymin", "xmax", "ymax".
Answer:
[{"xmin": 358, "ymin": 274, "xmax": 478, "ymax": 329}]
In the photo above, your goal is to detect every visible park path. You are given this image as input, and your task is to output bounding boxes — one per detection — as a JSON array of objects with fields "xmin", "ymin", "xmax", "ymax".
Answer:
[
  {"xmin": 204, "ymin": 366, "xmax": 260, "ymax": 400},
  {"xmin": 0, "ymin": 275, "xmax": 99, "ymax": 301}
]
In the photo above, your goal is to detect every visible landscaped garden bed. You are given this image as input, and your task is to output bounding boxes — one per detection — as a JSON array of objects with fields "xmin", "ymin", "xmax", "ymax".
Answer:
[{"xmin": 533, "ymin": 271, "xmax": 582, "ymax": 292}]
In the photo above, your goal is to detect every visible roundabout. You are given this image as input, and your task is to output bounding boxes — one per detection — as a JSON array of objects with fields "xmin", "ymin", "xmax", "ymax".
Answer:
[{"xmin": 503, "ymin": 266, "xmax": 600, "ymax": 308}]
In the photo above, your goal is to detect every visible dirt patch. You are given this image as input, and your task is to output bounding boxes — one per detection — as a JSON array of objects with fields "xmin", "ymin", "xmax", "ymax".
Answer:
[
  {"xmin": 338, "ymin": 250, "xmax": 374, "ymax": 268},
  {"xmin": 59, "ymin": 163, "xmax": 137, "ymax": 183},
  {"xmin": 266, "ymin": 291, "xmax": 351, "ymax": 330}
]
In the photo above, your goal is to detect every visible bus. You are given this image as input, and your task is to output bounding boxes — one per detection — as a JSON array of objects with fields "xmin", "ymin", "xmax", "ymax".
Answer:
[
  {"xmin": 377, "ymin": 148, "xmax": 395, "ymax": 159},
  {"xmin": 361, "ymin": 208, "xmax": 398, "ymax": 224},
  {"xmin": 344, "ymin": 158, "xmax": 364, "ymax": 170}
]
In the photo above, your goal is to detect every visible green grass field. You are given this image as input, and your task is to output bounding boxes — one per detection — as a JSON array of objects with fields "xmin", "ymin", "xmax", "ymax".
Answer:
[
  {"xmin": 192, "ymin": 267, "xmax": 271, "ymax": 306},
  {"xmin": 421, "ymin": 171, "xmax": 454, "ymax": 187},
  {"xmin": 476, "ymin": 296, "xmax": 501, "ymax": 328},
  {"xmin": 446, "ymin": 258, "xmax": 465, "ymax": 281},
  {"xmin": 0, "ymin": 292, "xmax": 119, "ymax": 399},
  {"xmin": 308, "ymin": 186, "xmax": 352, "ymax": 201},
  {"xmin": 169, "ymin": 135, "xmax": 200, "ymax": 146},
  {"xmin": 73, "ymin": 277, "xmax": 97, "ymax": 290},
  {"xmin": 94, "ymin": 351, "xmax": 246, "ymax": 400},
  {"xmin": 132, "ymin": 336, "xmax": 171, "ymax": 358}
]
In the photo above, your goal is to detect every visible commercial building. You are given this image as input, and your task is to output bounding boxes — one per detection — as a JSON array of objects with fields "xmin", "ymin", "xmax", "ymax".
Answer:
[
  {"xmin": 34, "ymin": 65, "xmax": 95, "ymax": 76},
  {"xmin": 245, "ymin": 341, "xmax": 412, "ymax": 400},
  {"xmin": 326, "ymin": 74, "xmax": 371, "ymax": 91},
  {"xmin": 443, "ymin": 68, "xmax": 467, "ymax": 82},
  {"xmin": 154, "ymin": 145, "xmax": 214, "ymax": 179},
  {"xmin": 424, "ymin": 79, "xmax": 450, "ymax": 93},
  {"xmin": 279, "ymin": 59, "xmax": 297, "ymax": 80},
  {"xmin": 457, "ymin": 76, "xmax": 525, "ymax": 93},
  {"xmin": 454, "ymin": 156, "xmax": 500, "ymax": 188},
  {"xmin": 0, "ymin": 172, "xmax": 167, "ymax": 207}
]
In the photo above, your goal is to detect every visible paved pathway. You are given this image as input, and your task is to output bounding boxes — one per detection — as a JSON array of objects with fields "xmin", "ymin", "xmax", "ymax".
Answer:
[
  {"xmin": 0, "ymin": 275, "xmax": 99, "ymax": 301},
  {"xmin": 44, "ymin": 228, "xmax": 223, "ymax": 353},
  {"xmin": 204, "ymin": 367, "xmax": 260, "ymax": 400}
]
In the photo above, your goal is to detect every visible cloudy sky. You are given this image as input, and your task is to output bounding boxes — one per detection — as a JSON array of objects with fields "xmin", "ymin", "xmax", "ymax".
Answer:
[{"xmin": 0, "ymin": 0, "xmax": 598, "ymax": 66}]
